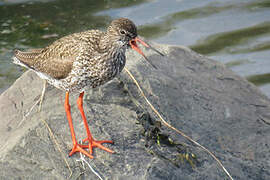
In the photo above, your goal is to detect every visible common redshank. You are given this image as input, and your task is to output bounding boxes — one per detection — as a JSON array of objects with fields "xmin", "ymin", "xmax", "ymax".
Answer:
[{"xmin": 13, "ymin": 18, "xmax": 162, "ymax": 159}]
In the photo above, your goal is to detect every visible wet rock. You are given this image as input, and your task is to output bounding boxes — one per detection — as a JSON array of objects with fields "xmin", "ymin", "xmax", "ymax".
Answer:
[{"xmin": 0, "ymin": 44, "xmax": 269, "ymax": 179}]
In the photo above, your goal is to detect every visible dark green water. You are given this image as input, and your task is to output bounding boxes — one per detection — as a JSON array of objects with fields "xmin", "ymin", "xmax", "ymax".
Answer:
[{"xmin": 1, "ymin": 0, "xmax": 270, "ymax": 97}]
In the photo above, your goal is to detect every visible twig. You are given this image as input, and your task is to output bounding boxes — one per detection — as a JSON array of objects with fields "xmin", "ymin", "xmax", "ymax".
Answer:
[
  {"xmin": 19, "ymin": 81, "xmax": 73, "ymax": 178},
  {"xmin": 17, "ymin": 96, "xmax": 40, "ymax": 128},
  {"xmin": 37, "ymin": 83, "xmax": 73, "ymax": 178},
  {"xmin": 124, "ymin": 67, "xmax": 233, "ymax": 180},
  {"xmin": 17, "ymin": 80, "xmax": 46, "ymax": 127},
  {"xmin": 41, "ymin": 118, "xmax": 73, "ymax": 178},
  {"xmin": 116, "ymin": 78, "xmax": 143, "ymax": 110},
  {"xmin": 76, "ymin": 142, "xmax": 104, "ymax": 180},
  {"xmin": 38, "ymin": 80, "xmax": 47, "ymax": 112}
]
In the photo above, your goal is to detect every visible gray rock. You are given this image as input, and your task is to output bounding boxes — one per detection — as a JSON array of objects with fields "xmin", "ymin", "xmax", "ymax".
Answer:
[{"xmin": 0, "ymin": 44, "xmax": 269, "ymax": 180}]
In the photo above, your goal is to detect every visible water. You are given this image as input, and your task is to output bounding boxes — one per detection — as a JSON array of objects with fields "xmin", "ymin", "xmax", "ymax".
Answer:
[{"xmin": 0, "ymin": 0, "xmax": 270, "ymax": 97}]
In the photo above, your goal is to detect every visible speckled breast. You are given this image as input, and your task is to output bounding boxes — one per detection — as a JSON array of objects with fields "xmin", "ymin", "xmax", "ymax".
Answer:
[{"xmin": 62, "ymin": 48, "xmax": 126, "ymax": 92}]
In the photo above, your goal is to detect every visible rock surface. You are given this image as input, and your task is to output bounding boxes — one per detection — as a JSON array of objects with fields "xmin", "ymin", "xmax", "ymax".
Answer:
[{"xmin": 0, "ymin": 44, "xmax": 269, "ymax": 180}]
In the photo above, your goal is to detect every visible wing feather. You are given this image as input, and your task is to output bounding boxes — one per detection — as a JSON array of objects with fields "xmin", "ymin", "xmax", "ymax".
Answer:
[{"xmin": 13, "ymin": 30, "xmax": 103, "ymax": 79}]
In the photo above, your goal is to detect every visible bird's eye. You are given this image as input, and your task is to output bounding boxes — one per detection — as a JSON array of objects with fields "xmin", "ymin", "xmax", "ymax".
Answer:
[{"xmin": 120, "ymin": 30, "xmax": 126, "ymax": 35}]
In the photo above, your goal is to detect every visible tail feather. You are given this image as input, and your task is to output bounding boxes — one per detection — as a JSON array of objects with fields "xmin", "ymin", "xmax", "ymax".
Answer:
[
  {"xmin": 13, "ymin": 49, "xmax": 44, "ymax": 69},
  {"xmin": 13, "ymin": 56, "xmax": 32, "ymax": 69}
]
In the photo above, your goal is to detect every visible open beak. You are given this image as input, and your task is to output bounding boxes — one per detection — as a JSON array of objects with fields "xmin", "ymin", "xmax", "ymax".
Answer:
[{"xmin": 129, "ymin": 37, "xmax": 164, "ymax": 69}]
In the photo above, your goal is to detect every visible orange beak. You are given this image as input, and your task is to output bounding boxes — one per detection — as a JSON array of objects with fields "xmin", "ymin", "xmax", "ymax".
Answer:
[{"xmin": 129, "ymin": 37, "xmax": 164, "ymax": 69}]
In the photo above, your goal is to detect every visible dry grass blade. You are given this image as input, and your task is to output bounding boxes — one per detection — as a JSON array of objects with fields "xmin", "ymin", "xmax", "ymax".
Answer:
[
  {"xmin": 17, "ymin": 97, "xmax": 40, "ymax": 128},
  {"xmin": 76, "ymin": 143, "xmax": 104, "ymax": 180},
  {"xmin": 38, "ymin": 80, "xmax": 47, "ymax": 112},
  {"xmin": 18, "ymin": 80, "xmax": 46, "ymax": 128},
  {"xmin": 37, "ymin": 83, "xmax": 73, "ymax": 178},
  {"xmin": 41, "ymin": 118, "xmax": 73, "ymax": 178},
  {"xmin": 124, "ymin": 67, "xmax": 233, "ymax": 180}
]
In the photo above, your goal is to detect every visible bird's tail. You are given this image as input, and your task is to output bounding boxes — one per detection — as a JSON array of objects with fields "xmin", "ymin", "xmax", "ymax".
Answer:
[{"xmin": 13, "ymin": 48, "xmax": 43, "ymax": 69}]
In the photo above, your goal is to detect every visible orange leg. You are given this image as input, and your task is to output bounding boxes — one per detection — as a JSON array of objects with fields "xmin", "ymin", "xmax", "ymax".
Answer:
[
  {"xmin": 65, "ymin": 92, "xmax": 94, "ymax": 159},
  {"xmin": 77, "ymin": 92, "xmax": 114, "ymax": 155}
]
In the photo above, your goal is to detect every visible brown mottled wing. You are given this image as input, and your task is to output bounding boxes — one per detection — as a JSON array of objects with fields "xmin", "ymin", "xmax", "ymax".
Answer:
[
  {"xmin": 14, "ymin": 30, "xmax": 103, "ymax": 79},
  {"xmin": 32, "ymin": 54, "xmax": 75, "ymax": 80},
  {"xmin": 30, "ymin": 38, "xmax": 79, "ymax": 80},
  {"xmin": 14, "ymin": 47, "xmax": 75, "ymax": 80}
]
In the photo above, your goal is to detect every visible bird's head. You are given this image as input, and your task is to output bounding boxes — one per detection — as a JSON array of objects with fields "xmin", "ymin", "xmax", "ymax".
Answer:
[
  {"xmin": 107, "ymin": 18, "xmax": 137, "ymax": 45},
  {"xmin": 107, "ymin": 18, "xmax": 164, "ymax": 68}
]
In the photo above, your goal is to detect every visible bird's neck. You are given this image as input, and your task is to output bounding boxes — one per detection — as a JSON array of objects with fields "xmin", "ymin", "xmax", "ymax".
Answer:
[{"xmin": 99, "ymin": 33, "xmax": 127, "ymax": 52}]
